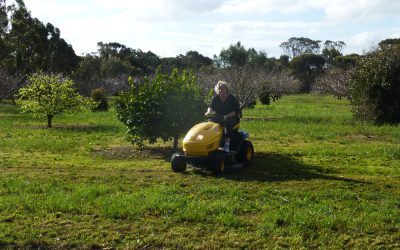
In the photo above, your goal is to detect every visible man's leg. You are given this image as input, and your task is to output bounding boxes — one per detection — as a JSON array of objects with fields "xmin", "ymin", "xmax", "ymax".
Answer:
[{"xmin": 224, "ymin": 117, "xmax": 239, "ymax": 152}]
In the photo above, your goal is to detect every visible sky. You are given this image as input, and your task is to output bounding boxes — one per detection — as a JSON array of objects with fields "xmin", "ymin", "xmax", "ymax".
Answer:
[{"xmin": 16, "ymin": 0, "xmax": 400, "ymax": 58}]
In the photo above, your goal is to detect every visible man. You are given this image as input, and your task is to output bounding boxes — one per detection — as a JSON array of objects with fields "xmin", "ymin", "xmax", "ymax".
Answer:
[{"xmin": 205, "ymin": 81, "xmax": 240, "ymax": 152}]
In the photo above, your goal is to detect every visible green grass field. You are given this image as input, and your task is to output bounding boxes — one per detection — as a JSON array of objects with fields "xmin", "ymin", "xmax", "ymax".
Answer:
[{"xmin": 0, "ymin": 95, "xmax": 399, "ymax": 249}]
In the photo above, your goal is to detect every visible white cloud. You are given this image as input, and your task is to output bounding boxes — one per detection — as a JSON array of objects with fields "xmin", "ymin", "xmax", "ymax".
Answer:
[
  {"xmin": 11, "ymin": 0, "xmax": 400, "ymax": 57},
  {"xmin": 345, "ymin": 32, "xmax": 381, "ymax": 55},
  {"xmin": 214, "ymin": 21, "xmax": 322, "ymax": 36},
  {"xmin": 217, "ymin": 0, "xmax": 314, "ymax": 15},
  {"xmin": 217, "ymin": 0, "xmax": 400, "ymax": 23},
  {"xmin": 321, "ymin": 0, "xmax": 400, "ymax": 23}
]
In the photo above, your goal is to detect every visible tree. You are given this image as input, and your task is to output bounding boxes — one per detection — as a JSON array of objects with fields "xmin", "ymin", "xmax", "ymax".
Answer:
[
  {"xmin": 7, "ymin": 0, "xmax": 49, "ymax": 73},
  {"xmin": 334, "ymin": 54, "xmax": 360, "ymax": 70},
  {"xmin": 323, "ymin": 40, "xmax": 346, "ymax": 52},
  {"xmin": 322, "ymin": 40, "xmax": 345, "ymax": 65},
  {"xmin": 160, "ymin": 56, "xmax": 186, "ymax": 73},
  {"xmin": 45, "ymin": 23, "xmax": 79, "ymax": 74},
  {"xmin": 100, "ymin": 56, "xmax": 140, "ymax": 77},
  {"xmin": 205, "ymin": 42, "xmax": 279, "ymax": 110},
  {"xmin": 18, "ymin": 71, "xmax": 94, "ymax": 128},
  {"xmin": 197, "ymin": 65, "xmax": 275, "ymax": 112},
  {"xmin": 181, "ymin": 50, "xmax": 213, "ymax": 70},
  {"xmin": 0, "ymin": 0, "xmax": 9, "ymax": 65},
  {"xmin": 116, "ymin": 69, "xmax": 207, "ymax": 151},
  {"xmin": 4, "ymin": 0, "xmax": 78, "ymax": 74},
  {"xmin": 218, "ymin": 41, "xmax": 248, "ymax": 67},
  {"xmin": 0, "ymin": 0, "xmax": 6, "ymax": 36},
  {"xmin": 265, "ymin": 69, "xmax": 298, "ymax": 101},
  {"xmin": 90, "ymin": 88, "xmax": 109, "ymax": 112},
  {"xmin": 280, "ymin": 37, "xmax": 321, "ymax": 59},
  {"xmin": 314, "ymin": 67, "xmax": 351, "ymax": 99},
  {"xmin": 349, "ymin": 45, "xmax": 400, "ymax": 123},
  {"xmin": 130, "ymin": 49, "xmax": 161, "ymax": 75},
  {"xmin": 0, "ymin": 69, "xmax": 24, "ymax": 103},
  {"xmin": 290, "ymin": 53, "xmax": 325, "ymax": 93},
  {"xmin": 279, "ymin": 55, "xmax": 289, "ymax": 68},
  {"xmin": 97, "ymin": 42, "xmax": 128, "ymax": 59},
  {"xmin": 378, "ymin": 38, "xmax": 400, "ymax": 48},
  {"xmin": 72, "ymin": 53, "xmax": 102, "ymax": 95}
]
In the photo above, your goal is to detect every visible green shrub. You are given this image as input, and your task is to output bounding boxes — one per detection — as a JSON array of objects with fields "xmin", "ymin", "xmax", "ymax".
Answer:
[
  {"xmin": 91, "ymin": 88, "xmax": 109, "ymax": 111},
  {"xmin": 116, "ymin": 69, "xmax": 207, "ymax": 150},
  {"xmin": 349, "ymin": 45, "xmax": 400, "ymax": 123}
]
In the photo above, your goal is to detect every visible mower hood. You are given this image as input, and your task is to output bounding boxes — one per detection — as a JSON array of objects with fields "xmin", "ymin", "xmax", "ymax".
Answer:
[{"xmin": 183, "ymin": 121, "xmax": 222, "ymax": 156}]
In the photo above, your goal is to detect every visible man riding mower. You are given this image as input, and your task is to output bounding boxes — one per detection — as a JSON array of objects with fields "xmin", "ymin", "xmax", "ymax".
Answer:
[{"xmin": 170, "ymin": 81, "xmax": 254, "ymax": 174}]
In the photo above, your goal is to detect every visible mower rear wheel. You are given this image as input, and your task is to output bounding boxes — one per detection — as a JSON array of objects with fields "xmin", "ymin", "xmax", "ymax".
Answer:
[
  {"xmin": 171, "ymin": 153, "xmax": 187, "ymax": 173},
  {"xmin": 237, "ymin": 140, "xmax": 254, "ymax": 167}
]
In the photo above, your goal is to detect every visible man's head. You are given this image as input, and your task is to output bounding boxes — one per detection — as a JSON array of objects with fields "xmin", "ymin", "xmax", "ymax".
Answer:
[{"xmin": 215, "ymin": 80, "xmax": 229, "ymax": 95}]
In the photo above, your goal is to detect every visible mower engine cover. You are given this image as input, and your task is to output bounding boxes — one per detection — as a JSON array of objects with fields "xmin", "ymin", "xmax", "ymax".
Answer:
[{"xmin": 183, "ymin": 121, "xmax": 222, "ymax": 156}]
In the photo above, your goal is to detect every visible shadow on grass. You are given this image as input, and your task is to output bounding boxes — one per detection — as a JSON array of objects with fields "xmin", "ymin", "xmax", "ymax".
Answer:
[{"xmin": 193, "ymin": 152, "xmax": 366, "ymax": 184}]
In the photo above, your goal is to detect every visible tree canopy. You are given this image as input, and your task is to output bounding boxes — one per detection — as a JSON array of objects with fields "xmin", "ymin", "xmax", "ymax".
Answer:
[
  {"xmin": 280, "ymin": 37, "xmax": 321, "ymax": 59},
  {"xmin": 116, "ymin": 69, "xmax": 207, "ymax": 150},
  {"xmin": 349, "ymin": 44, "xmax": 400, "ymax": 123},
  {"xmin": 19, "ymin": 71, "xmax": 94, "ymax": 127},
  {"xmin": 2, "ymin": 0, "xmax": 78, "ymax": 74},
  {"xmin": 290, "ymin": 53, "xmax": 325, "ymax": 93}
]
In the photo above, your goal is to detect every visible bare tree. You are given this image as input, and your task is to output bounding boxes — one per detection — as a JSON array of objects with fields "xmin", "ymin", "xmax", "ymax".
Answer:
[
  {"xmin": 197, "ymin": 66, "xmax": 275, "ymax": 111},
  {"xmin": 266, "ymin": 70, "xmax": 299, "ymax": 101},
  {"xmin": 0, "ymin": 69, "xmax": 25, "ymax": 104},
  {"xmin": 74, "ymin": 74, "xmax": 130, "ymax": 97},
  {"xmin": 313, "ymin": 67, "xmax": 351, "ymax": 99}
]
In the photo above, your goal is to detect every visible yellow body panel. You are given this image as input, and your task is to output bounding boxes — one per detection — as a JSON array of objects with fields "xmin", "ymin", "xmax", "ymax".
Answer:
[{"xmin": 183, "ymin": 121, "xmax": 222, "ymax": 156}]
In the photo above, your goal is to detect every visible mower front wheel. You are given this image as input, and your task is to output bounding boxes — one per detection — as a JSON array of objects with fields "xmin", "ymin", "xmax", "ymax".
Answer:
[
  {"xmin": 171, "ymin": 153, "xmax": 187, "ymax": 173},
  {"xmin": 211, "ymin": 153, "xmax": 225, "ymax": 175}
]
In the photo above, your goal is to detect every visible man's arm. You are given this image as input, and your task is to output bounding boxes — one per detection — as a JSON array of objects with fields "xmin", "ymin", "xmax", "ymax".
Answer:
[{"xmin": 224, "ymin": 111, "xmax": 236, "ymax": 119}]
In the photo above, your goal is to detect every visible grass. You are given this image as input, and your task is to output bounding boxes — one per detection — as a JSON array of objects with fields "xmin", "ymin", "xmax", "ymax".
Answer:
[{"xmin": 0, "ymin": 94, "xmax": 399, "ymax": 249}]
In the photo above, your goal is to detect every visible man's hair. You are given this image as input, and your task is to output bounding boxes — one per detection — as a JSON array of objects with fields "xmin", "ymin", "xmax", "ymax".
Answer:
[{"xmin": 215, "ymin": 80, "xmax": 229, "ymax": 94}]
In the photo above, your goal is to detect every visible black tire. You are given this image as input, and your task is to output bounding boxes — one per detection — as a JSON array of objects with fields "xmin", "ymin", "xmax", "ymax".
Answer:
[
  {"xmin": 211, "ymin": 152, "xmax": 225, "ymax": 175},
  {"xmin": 171, "ymin": 153, "xmax": 187, "ymax": 173},
  {"xmin": 237, "ymin": 140, "xmax": 254, "ymax": 167}
]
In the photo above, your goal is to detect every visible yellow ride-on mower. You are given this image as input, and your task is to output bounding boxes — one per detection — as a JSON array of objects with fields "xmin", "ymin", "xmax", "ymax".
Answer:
[{"xmin": 171, "ymin": 113, "xmax": 254, "ymax": 174}]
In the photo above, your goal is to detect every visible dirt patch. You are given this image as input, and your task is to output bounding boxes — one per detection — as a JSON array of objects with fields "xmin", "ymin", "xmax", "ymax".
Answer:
[
  {"xmin": 344, "ymin": 134, "xmax": 382, "ymax": 141},
  {"xmin": 91, "ymin": 145, "xmax": 174, "ymax": 160}
]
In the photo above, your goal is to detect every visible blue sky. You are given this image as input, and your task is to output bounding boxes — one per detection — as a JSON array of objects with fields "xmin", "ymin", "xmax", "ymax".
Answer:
[{"xmin": 18, "ymin": 0, "xmax": 400, "ymax": 58}]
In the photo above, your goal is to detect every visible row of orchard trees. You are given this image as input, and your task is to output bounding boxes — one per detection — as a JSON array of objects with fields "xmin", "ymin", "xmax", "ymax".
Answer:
[
  {"xmin": 17, "ymin": 38, "xmax": 400, "ymax": 150},
  {"xmin": 280, "ymin": 36, "xmax": 400, "ymax": 124},
  {"xmin": 2, "ymin": 0, "xmax": 400, "ymax": 150},
  {"xmin": 0, "ymin": 0, "xmax": 78, "ymax": 102},
  {"xmin": 0, "ymin": 0, "xmax": 316, "ymax": 109}
]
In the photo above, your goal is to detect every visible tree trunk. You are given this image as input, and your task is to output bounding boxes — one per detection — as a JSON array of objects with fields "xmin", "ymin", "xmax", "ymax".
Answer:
[
  {"xmin": 173, "ymin": 136, "xmax": 179, "ymax": 152},
  {"xmin": 47, "ymin": 115, "xmax": 53, "ymax": 128}
]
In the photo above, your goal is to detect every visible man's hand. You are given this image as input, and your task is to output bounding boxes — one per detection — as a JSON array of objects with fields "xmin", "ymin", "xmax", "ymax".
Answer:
[{"xmin": 205, "ymin": 111, "xmax": 216, "ymax": 117}]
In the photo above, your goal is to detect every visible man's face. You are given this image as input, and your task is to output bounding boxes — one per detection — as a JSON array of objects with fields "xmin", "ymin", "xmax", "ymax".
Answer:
[{"xmin": 219, "ymin": 87, "xmax": 228, "ymax": 99}]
